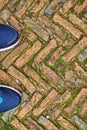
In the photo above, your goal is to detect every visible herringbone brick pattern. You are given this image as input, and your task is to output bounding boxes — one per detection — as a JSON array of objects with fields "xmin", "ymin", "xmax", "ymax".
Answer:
[{"xmin": 0, "ymin": 0, "xmax": 87, "ymax": 129}]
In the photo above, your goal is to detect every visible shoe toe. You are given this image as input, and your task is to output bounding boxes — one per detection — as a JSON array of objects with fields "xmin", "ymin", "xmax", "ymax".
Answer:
[
  {"xmin": 0, "ymin": 24, "xmax": 20, "ymax": 50},
  {"xmin": 0, "ymin": 86, "xmax": 21, "ymax": 112}
]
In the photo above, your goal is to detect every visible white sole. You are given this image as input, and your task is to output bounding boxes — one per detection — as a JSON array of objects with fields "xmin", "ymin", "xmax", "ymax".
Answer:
[
  {"xmin": 0, "ymin": 85, "xmax": 22, "ymax": 112},
  {"xmin": 0, "ymin": 39, "xmax": 20, "ymax": 52}
]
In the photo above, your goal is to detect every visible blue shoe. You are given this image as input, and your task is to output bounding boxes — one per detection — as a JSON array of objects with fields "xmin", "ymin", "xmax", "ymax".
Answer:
[
  {"xmin": 0, "ymin": 85, "xmax": 21, "ymax": 112},
  {"xmin": 0, "ymin": 24, "xmax": 20, "ymax": 51}
]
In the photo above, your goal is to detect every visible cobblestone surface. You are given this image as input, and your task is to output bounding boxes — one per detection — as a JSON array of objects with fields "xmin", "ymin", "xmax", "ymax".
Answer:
[{"xmin": 0, "ymin": 0, "xmax": 87, "ymax": 130}]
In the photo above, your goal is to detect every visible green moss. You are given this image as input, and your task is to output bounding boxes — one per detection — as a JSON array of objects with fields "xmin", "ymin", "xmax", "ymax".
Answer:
[
  {"xmin": 13, "ymin": 1, "xmax": 20, "ymax": 8},
  {"xmin": 78, "ymin": 0, "xmax": 85, "ymax": 5}
]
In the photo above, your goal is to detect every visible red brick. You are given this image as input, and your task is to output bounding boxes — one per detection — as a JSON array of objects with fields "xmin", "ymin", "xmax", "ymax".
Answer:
[
  {"xmin": 63, "ymin": 37, "xmax": 87, "ymax": 63},
  {"xmin": 25, "ymin": 117, "xmax": 44, "ymax": 130},
  {"xmin": 57, "ymin": 116, "xmax": 77, "ymax": 130},
  {"xmin": 24, "ymin": 65, "xmax": 51, "ymax": 91},
  {"xmin": 0, "ymin": 69, "xmax": 22, "ymax": 91},
  {"xmin": 81, "ymin": 100, "xmax": 87, "ymax": 115},
  {"xmin": 40, "ymin": 64, "xmax": 60, "ymax": 87},
  {"xmin": 53, "ymin": 14, "xmax": 82, "ymax": 39},
  {"xmin": 15, "ymin": 40, "xmax": 42, "ymax": 67},
  {"xmin": 17, "ymin": 92, "xmax": 42, "ymax": 119},
  {"xmin": 0, "ymin": 0, "xmax": 9, "ymax": 11},
  {"xmin": 11, "ymin": 118, "xmax": 28, "ymax": 130},
  {"xmin": 59, "ymin": 0, "xmax": 76, "ymax": 14},
  {"xmin": 53, "ymin": 90, "xmax": 71, "ymax": 118},
  {"xmin": 74, "ymin": 0, "xmax": 87, "ymax": 14},
  {"xmin": 1, "ymin": 42, "xmax": 29, "ymax": 68},
  {"xmin": 33, "ymin": 39, "xmax": 57, "ymax": 65},
  {"xmin": 47, "ymin": 47, "xmax": 64, "ymax": 66},
  {"xmin": 38, "ymin": 15, "xmax": 66, "ymax": 39},
  {"xmin": 15, "ymin": 0, "xmax": 33, "ymax": 18},
  {"xmin": 38, "ymin": 116, "xmax": 59, "ymax": 130},
  {"xmin": 62, "ymin": 38, "xmax": 74, "ymax": 47},
  {"xmin": 9, "ymin": 15, "xmax": 22, "ymax": 30},
  {"xmin": 0, "ymin": 50, "xmax": 11, "ymax": 62},
  {"xmin": 30, "ymin": 0, "xmax": 47, "ymax": 14},
  {"xmin": 65, "ymin": 88, "xmax": 87, "ymax": 114},
  {"xmin": 25, "ymin": 29, "xmax": 37, "ymax": 42},
  {"xmin": 8, "ymin": 66, "xmax": 36, "ymax": 94},
  {"xmin": 69, "ymin": 13, "xmax": 87, "ymax": 35},
  {"xmin": 33, "ymin": 89, "xmax": 58, "ymax": 116},
  {"xmin": 24, "ymin": 18, "xmax": 49, "ymax": 41},
  {"xmin": 75, "ymin": 62, "xmax": 87, "ymax": 77}
]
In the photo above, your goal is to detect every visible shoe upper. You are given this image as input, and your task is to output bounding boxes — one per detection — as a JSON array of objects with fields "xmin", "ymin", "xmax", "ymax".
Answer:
[
  {"xmin": 0, "ymin": 24, "xmax": 20, "ymax": 50},
  {"xmin": 0, "ymin": 86, "xmax": 21, "ymax": 112}
]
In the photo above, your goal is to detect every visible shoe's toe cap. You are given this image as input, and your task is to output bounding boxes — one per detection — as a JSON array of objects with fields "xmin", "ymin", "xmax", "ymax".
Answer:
[
  {"xmin": 0, "ymin": 86, "xmax": 21, "ymax": 112},
  {"xmin": 0, "ymin": 24, "xmax": 20, "ymax": 50}
]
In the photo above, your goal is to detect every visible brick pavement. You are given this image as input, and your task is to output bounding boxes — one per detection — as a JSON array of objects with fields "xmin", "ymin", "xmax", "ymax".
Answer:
[{"xmin": 0, "ymin": 0, "xmax": 87, "ymax": 130}]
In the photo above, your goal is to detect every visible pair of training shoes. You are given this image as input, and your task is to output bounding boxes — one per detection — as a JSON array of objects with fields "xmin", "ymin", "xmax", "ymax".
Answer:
[{"xmin": 0, "ymin": 24, "xmax": 21, "ymax": 112}]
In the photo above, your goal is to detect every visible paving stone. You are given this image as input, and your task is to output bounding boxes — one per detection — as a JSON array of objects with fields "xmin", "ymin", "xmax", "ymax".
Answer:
[
  {"xmin": 15, "ymin": 40, "xmax": 42, "ymax": 67},
  {"xmin": 33, "ymin": 89, "xmax": 58, "ymax": 116},
  {"xmin": 0, "ymin": 0, "xmax": 87, "ymax": 129},
  {"xmin": 63, "ymin": 37, "xmax": 87, "ymax": 63},
  {"xmin": 24, "ymin": 17, "xmax": 49, "ymax": 41},
  {"xmin": 57, "ymin": 116, "xmax": 77, "ymax": 130},
  {"xmin": 72, "ymin": 115, "xmax": 87, "ymax": 130},
  {"xmin": 11, "ymin": 118, "xmax": 28, "ymax": 130},
  {"xmin": 38, "ymin": 116, "xmax": 59, "ymax": 130},
  {"xmin": 65, "ymin": 88, "xmax": 87, "ymax": 115},
  {"xmin": 24, "ymin": 65, "xmax": 51, "ymax": 92},
  {"xmin": 8, "ymin": 66, "xmax": 36, "ymax": 94},
  {"xmin": 1, "ymin": 42, "xmax": 29, "ymax": 68},
  {"xmin": 53, "ymin": 13, "xmax": 82, "ymax": 39},
  {"xmin": 33, "ymin": 39, "xmax": 57, "ymax": 65}
]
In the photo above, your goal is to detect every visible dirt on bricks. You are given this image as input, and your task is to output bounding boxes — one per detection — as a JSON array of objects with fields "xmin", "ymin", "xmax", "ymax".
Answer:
[{"xmin": 0, "ymin": 0, "xmax": 87, "ymax": 130}]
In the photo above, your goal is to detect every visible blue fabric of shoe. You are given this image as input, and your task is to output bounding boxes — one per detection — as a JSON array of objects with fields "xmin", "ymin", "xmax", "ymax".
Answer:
[
  {"xmin": 0, "ymin": 85, "xmax": 21, "ymax": 112},
  {"xmin": 0, "ymin": 24, "xmax": 20, "ymax": 51}
]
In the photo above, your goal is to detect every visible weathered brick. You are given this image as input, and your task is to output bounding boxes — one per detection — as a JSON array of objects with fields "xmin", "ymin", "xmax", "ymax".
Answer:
[
  {"xmin": 30, "ymin": 0, "xmax": 47, "ymax": 14},
  {"xmin": 62, "ymin": 38, "xmax": 74, "ymax": 48},
  {"xmin": 40, "ymin": 64, "xmax": 60, "ymax": 87},
  {"xmin": 17, "ymin": 92, "xmax": 42, "ymax": 118},
  {"xmin": 59, "ymin": 0, "xmax": 77, "ymax": 14},
  {"xmin": 38, "ymin": 15, "xmax": 66, "ymax": 39},
  {"xmin": 62, "ymin": 37, "xmax": 87, "ymax": 63},
  {"xmin": 65, "ymin": 88, "xmax": 87, "ymax": 114},
  {"xmin": 0, "ymin": 69, "xmax": 22, "ymax": 91},
  {"xmin": 72, "ymin": 115, "xmax": 87, "ymax": 130},
  {"xmin": 11, "ymin": 118, "xmax": 28, "ymax": 130},
  {"xmin": 24, "ymin": 65, "xmax": 51, "ymax": 91},
  {"xmin": 0, "ymin": 50, "xmax": 11, "ymax": 62},
  {"xmin": 47, "ymin": 47, "xmax": 64, "ymax": 66},
  {"xmin": 45, "ymin": 89, "xmax": 71, "ymax": 119},
  {"xmin": 24, "ymin": 17, "xmax": 49, "ymax": 41},
  {"xmin": 25, "ymin": 117, "xmax": 44, "ymax": 130},
  {"xmin": 33, "ymin": 39, "xmax": 57, "ymax": 65},
  {"xmin": 33, "ymin": 89, "xmax": 58, "ymax": 116},
  {"xmin": 15, "ymin": 0, "xmax": 33, "ymax": 18},
  {"xmin": 38, "ymin": 116, "xmax": 59, "ymax": 130},
  {"xmin": 9, "ymin": 15, "xmax": 22, "ymax": 30},
  {"xmin": 57, "ymin": 116, "xmax": 77, "ymax": 130},
  {"xmin": 8, "ymin": 66, "xmax": 36, "ymax": 94},
  {"xmin": 69, "ymin": 13, "xmax": 87, "ymax": 35},
  {"xmin": 74, "ymin": 0, "xmax": 87, "ymax": 14},
  {"xmin": 1, "ymin": 42, "xmax": 29, "ymax": 68},
  {"xmin": 75, "ymin": 62, "xmax": 87, "ymax": 77},
  {"xmin": 25, "ymin": 29, "xmax": 37, "ymax": 42},
  {"xmin": 0, "ymin": 0, "xmax": 9, "ymax": 11},
  {"xmin": 15, "ymin": 40, "xmax": 42, "ymax": 67},
  {"xmin": 45, "ymin": 0, "xmax": 60, "ymax": 16},
  {"xmin": 81, "ymin": 100, "xmax": 87, "ymax": 115},
  {"xmin": 53, "ymin": 13, "xmax": 82, "ymax": 39}
]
